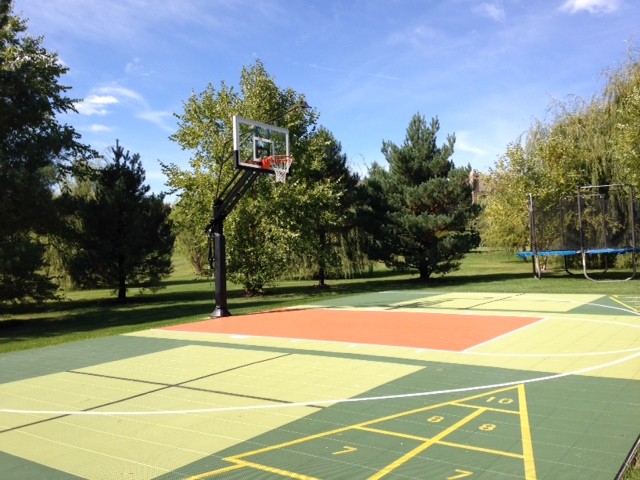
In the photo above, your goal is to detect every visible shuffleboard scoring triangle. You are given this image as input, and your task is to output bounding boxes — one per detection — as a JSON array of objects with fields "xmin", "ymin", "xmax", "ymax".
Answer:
[{"xmin": 190, "ymin": 384, "xmax": 537, "ymax": 480}]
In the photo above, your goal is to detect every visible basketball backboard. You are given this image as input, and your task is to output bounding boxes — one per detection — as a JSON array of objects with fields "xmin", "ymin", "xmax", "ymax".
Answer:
[{"xmin": 232, "ymin": 115, "xmax": 290, "ymax": 174}]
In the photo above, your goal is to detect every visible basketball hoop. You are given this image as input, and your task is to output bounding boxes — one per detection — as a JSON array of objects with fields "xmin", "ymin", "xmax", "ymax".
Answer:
[{"xmin": 262, "ymin": 155, "xmax": 293, "ymax": 183}]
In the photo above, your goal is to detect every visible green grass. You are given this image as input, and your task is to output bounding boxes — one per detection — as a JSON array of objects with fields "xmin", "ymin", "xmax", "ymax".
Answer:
[{"xmin": 1, "ymin": 250, "xmax": 639, "ymax": 478}]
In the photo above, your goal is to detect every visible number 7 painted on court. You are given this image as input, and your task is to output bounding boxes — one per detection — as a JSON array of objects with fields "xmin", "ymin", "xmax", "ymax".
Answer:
[{"xmin": 447, "ymin": 469, "xmax": 473, "ymax": 479}]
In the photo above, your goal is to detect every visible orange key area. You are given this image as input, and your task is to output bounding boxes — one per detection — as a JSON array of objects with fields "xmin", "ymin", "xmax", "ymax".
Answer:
[{"xmin": 163, "ymin": 309, "xmax": 541, "ymax": 351}]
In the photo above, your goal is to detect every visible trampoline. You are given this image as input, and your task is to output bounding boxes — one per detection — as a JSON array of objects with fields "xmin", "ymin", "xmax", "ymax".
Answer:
[{"xmin": 518, "ymin": 184, "xmax": 639, "ymax": 281}]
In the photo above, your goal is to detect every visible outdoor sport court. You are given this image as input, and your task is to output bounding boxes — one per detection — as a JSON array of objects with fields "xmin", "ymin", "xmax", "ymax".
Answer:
[{"xmin": 1, "ymin": 291, "xmax": 639, "ymax": 479}]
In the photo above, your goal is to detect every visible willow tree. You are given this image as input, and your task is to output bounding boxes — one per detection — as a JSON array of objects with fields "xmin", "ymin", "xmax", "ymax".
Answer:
[
  {"xmin": 480, "ymin": 48, "xmax": 640, "ymax": 251},
  {"xmin": 608, "ymin": 51, "xmax": 640, "ymax": 187}
]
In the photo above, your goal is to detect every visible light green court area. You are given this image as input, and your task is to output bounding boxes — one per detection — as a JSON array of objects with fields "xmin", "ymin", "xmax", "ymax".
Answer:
[
  {"xmin": 1, "ymin": 290, "xmax": 639, "ymax": 479},
  {"xmin": 0, "ymin": 344, "xmax": 422, "ymax": 479},
  {"xmin": 388, "ymin": 292, "xmax": 604, "ymax": 313}
]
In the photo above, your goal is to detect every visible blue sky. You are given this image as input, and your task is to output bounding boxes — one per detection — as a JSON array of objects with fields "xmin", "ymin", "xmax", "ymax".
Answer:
[{"xmin": 14, "ymin": 0, "xmax": 639, "ymax": 195}]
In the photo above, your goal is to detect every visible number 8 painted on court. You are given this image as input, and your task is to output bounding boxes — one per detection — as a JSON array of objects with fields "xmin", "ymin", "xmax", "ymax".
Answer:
[{"xmin": 479, "ymin": 423, "xmax": 496, "ymax": 431}]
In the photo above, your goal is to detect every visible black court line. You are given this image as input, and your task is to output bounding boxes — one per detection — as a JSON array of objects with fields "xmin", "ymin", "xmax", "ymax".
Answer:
[
  {"xmin": 386, "ymin": 294, "xmax": 520, "ymax": 311},
  {"xmin": 70, "ymin": 367, "xmax": 322, "ymax": 406},
  {"xmin": 465, "ymin": 293, "xmax": 525, "ymax": 309},
  {"xmin": 0, "ymin": 352, "xmax": 313, "ymax": 434}
]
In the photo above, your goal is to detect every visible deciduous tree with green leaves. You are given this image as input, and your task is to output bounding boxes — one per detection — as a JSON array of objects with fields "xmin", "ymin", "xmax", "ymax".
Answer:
[
  {"xmin": 361, "ymin": 113, "xmax": 480, "ymax": 280},
  {"xmin": 164, "ymin": 60, "xmax": 318, "ymax": 294}
]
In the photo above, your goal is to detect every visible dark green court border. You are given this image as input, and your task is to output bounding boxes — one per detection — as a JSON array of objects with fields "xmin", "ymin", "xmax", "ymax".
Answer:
[
  {"xmin": 160, "ymin": 361, "xmax": 640, "ymax": 480},
  {"xmin": 0, "ymin": 451, "xmax": 82, "ymax": 480}
]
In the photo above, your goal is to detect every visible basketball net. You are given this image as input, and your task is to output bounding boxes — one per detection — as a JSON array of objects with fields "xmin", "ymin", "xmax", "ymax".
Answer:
[{"xmin": 263, "ymin": 155, "xmax": 293, "ymax": 183}]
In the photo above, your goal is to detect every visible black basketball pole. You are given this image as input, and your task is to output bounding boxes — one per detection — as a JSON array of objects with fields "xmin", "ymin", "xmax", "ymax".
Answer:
[
  {"xmin": 211, "ymin": 204, "xmax": 228, "ymax": 318},
  {"xmin": 208, "ymin": 170, "xmax": 259, "ymax": 318}
]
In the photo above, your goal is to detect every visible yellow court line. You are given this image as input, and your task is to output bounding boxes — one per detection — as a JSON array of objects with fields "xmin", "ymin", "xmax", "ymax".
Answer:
[
  {"xmin": 358, "ymin": 426, "xmax": 526, "ymax": 460},
  {"xmin": 453, "ymin": 402, "xmax": 519, "ymax": 415},
  {"xmin": 230, "ymin": 423, "xmax": 355, "ymax": 460},
  {"xmin": 356, "ymin": 425, "xmax": 430, "ymax": 442},
  {"xmin": 611, "ymin": 295, "xmax": 640, "ymax": 313},
  {"xmin": 437, "ymin": 439, "xmax": 524, "ymax": 459},
  {"xmin": 192, "ymin": 385, "xmax": 535, "ymax": 479},
  {"xmin": 188, "ymin": 463, "xmax": 244, "ymax": 479},
  {"xmin": 234, "ymin": 459, "xmax": 320, "ymax": 480},
  {"xmin": 369, "ymin": 408, "xmax": 487, "ymax": 480},
  {"xmin": 518, "ymin": 384, "xmax": 537, "ymax": 480},
  {"xmin": 227, "ymin": 385, "xmax": 521, "ymax": 462}
]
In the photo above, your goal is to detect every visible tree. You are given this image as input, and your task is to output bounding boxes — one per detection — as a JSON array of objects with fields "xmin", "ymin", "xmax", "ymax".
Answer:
[
  {"xmin": 63, "ymin": 141, "xmax": 174, "ymax": 301},
  {"xmin": 0, "ymin": 0, "xmax": 90, "ymax": 302},
  {"xmin": 478, "ymin": 142, "xmax": 533, "ymax": 250},
  {"xmin": 480, "ymin": 48, "xmax": 640, "ymax": 252},
  {"xmin": 283, "ymin": 127, "xmax": 361, "ymax": 287},
  {"xmin": 361, "ymin": 114, "xmax": 480, "ymax": 280},
  {"xmin": 608, "ymin": 50, "xmax": 640, "ymax": 187},
  {"xmin": 164, "ymin": 60, "xmax": 318, "ymax": 294}
]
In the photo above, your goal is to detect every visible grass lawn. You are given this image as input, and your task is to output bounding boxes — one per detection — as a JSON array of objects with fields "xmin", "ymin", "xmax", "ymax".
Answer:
[{"xmin": 1, "ymin": 250, "xmax": 639, "ymax": 478}]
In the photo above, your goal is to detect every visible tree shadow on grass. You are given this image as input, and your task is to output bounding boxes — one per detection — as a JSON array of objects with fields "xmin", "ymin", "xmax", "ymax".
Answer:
[{"xmin": 0, "ymin": 304, "xmax": 214, "ymax": 349}]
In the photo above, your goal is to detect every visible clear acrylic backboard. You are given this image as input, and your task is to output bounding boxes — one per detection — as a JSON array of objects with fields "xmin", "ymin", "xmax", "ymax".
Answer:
[{"xmin": 232, "ymin": 116, "xmax": 291, "ymax": 176}]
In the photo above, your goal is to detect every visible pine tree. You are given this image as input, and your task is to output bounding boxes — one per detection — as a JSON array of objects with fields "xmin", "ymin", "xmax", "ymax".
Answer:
[
  {"xmin": 361, "ymin": 114, "xmax": 480, "ymax": 279},
  {"xmin": 0, "ymin": 1, "xmax": 90, "ymax": 302},
  {"xmin": 63, "ymin": 141, "xmax": 174, "ymax": 301}
]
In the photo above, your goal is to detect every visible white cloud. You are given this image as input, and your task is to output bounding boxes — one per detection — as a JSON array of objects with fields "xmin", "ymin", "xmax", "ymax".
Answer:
[
  {"xmin": 137, "ymin": 110, "xmax": 174, "ymax": 132},
  {"xmin": 475, "ymin": 2, "xmax": 506, "ymax": 22},
  {"xmin": 386, "ymin": 25, "xmax": 439, "ymax": 48},
  {"xmin": 455, "ymin": 132, "xmax": 487, "ymax": 157},
  {"xmin": 17, "ymin": 0, "xmax": 242, "ymax": 48},
  {"xmin": 74, "ymin": 95, "xmax": 119, "ymax": 115},
  {"xmin": 76, "ymin": 85, "xmax": 175, "ymax": 132},
  {"xmin": 559, "ymin": 0, "xmax": 620, "ymax": 14},
  {"xmin": 95, "ymin": 86, "xmax": 145, "ymax": 104},
  {"xmin": 88, "ymin": 124, "xmax": 113, "ymax": 133},
  {"xmin": 125, "ymin": 57, "xmax": 153, "ymax": 77},
  {"xmin": 76, "ymin": 85, "xmax": 174, "ymax": 132}
]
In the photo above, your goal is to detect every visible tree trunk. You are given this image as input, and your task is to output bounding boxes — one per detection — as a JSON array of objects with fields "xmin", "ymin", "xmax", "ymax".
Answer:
[
  {"xmin": 117, "ymin": 256, "xmax": 127, "ymax": 301},
  {"xmin": 418, "ymin": 262, "xmax": 431, "ymax": 280},
  {"xmin": 318, "ymin": 230, "xmax": 327, "ymax": 287}
]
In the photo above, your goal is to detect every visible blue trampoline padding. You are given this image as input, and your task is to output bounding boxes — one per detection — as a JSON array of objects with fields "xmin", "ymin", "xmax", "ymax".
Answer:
[
  {"xmin": 584, "ymin": 247, "xmax": 637, "ymax": 255},
  {"xmin": 516, "ymin": 250, "xmax": 577, "ymax": 259},
  {"xmin": 517, "ymin": 247, "xmax": 638, "ymax": 259}
]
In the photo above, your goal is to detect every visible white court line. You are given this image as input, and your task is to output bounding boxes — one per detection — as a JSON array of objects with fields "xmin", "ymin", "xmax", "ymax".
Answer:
[{"xmin": 1, "ymin": 350, "xmax": 639, "ymax": 417}]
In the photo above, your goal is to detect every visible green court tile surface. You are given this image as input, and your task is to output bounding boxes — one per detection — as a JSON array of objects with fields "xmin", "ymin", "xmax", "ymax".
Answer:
[
  {"xmin": 1, "ymin": 290, "xmax": 639, "ymax": 479},
  {"xmin": 0, "ymin": 451, "xmax": 83, "ymax": 479},
  {"xmin": 164, "ymin": 361, "xmax": 640, "ymax": 479}
]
